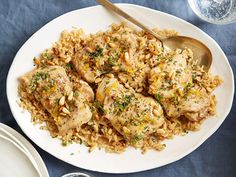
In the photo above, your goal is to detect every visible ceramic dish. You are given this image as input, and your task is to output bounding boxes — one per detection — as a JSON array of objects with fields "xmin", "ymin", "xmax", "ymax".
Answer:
[
  {"xmin": 0, "ymin": 123, "xmax": 49, "ymax": 177},
  {"xmin": 6, "ymin": 4, "xmax": 234, "ymax": 173}
]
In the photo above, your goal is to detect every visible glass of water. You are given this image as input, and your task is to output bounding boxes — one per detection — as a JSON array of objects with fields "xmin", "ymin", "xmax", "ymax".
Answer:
[{"xmin": 188, "ymin": 0, "xmax": 236, "ymax": 24}]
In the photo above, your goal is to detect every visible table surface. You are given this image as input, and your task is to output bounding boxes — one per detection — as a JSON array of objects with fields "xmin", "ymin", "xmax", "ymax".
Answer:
[{"xmin": 0, "ymin": 0, "xmax": 236, "ymax": 177}]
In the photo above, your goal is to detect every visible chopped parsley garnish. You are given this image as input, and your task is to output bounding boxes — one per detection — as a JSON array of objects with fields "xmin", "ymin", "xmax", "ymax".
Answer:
[
  {"xmin": 79, "ymin": 139, "xmax": 83, "ymax": 144},
  {"xmin": 99, "ymin": 70, "xmax": 110, "ymax": 75},
  {"xmin": 74, "ymin": 91, "xmax": 80, "ymax": 97},
  {"xmin": 49, "ymin": 79, "xmax": 55, "ymax": 87},
  {"xmin": 192, "ymin": 73, "xmax": 197, "ymax": 80},
  {"xmin": 35, "ymin": 72, "xmax": 49, "ymax": 80},
  {"xmin": 131, "ymin": 120, "xmax": 139, "ymax": 126},
  {"xmin": 170, "ymin": 96, "xmax": 179, "ymax": 105},
  {"xmin": 90, "ymin": 46, "xmax": 103, "ymax": 58},
  {"xmin": 124, "ymin": 94, "xmax": 133, "ymax": 103},
  {"xmin": 33, "ymin": 57, "xmax": 37, "ymax": 66},
  {"xmin": 42, "ymin": 85, "xmax": 49, "ymax": 92},
  {"xmin": 132, "ymin": 133, "xmax": 144, "ymax": 144},
  {"xmin": 94, "ymin": 101, "xmax": 106, "ymax": 114},
  {"xmin": 156, "ymin": 55, "xmax": 164, "ymax": 61},
  {"xmin": 29, "ymin": 72, "xmax": 56, "ymax": 92},
  {"xmin": 29, "ymin": 72, "xmax": 49, "ymax": 91},
  {"xmin": 62, "ymin": 140, "xmax": 72, "ymax": 146},
  {"xmin": 176, "ymin": 69, "xmax": 181, "ymax": 74},
  {"xmin": 112, "ymin": 37, "xmax": 118, "ymax": 42},
  {"xmin": 66, "ymin": 62, "xmax": 74, "ymax": 70},
  {"xmin": 42, "ymin": 51, "xmax": 53, "ymax": 60},
  {"xmin": 107, "ymin": 56, "xmax": 117, "ymax": 67},
  {"xmin": 168, "ymin": 57, "xmax": 173, "ymax": 62},
  {"xmin": 154, "ymin": 93, "xmax": 163, "ymax": 103},
  {"xmin": 114, "ymin": 94, "xmax": 134, "ymax": 115},
  {"xmin": 143, "ymin": 126, "xmax": 149, "ymax": 132},
  {"xmin": 186, "ymin": 82, "xmax": 192, "ymax": 88},
  {"xmin": 185, "ymin": 82, "xmax": 193, "ymax": 94}
]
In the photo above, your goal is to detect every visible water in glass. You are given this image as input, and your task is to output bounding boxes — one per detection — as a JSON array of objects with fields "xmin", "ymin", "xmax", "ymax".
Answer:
[{"xmin": 188, "ymin": 0, "xmax": 236, "ymax": 24}]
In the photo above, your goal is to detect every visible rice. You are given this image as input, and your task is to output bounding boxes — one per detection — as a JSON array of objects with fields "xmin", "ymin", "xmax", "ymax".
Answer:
[{"xmin": 18, "ymin": 22, "xmax": 222, "ymax": 153}]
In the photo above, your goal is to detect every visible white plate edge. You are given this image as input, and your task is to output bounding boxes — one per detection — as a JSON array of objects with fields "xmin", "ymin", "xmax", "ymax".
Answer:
[{"xmin": 0, "ymin": 123, "xmax": 49, "ymax": 177}]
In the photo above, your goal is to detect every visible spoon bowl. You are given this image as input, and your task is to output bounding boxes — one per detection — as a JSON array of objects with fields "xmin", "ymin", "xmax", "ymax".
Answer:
[{"xmin": 163, "ymin": 36, "xmax": 212, "ymax": 71}]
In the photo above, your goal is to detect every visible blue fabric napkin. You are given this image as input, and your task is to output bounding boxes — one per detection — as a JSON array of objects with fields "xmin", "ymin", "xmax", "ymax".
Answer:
[{"xmin": 0, "ymin": 0, "xmax": 235, "ymax": 177}]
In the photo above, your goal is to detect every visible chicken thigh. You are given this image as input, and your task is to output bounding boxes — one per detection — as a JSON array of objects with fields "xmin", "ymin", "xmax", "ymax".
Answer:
[
  {"xmin": 19, "ymin": 66, "xmax": 93, "ymax": 134},
  {"xmin": 96, "ymin": 77, "xmax": 165, "ymax": 145}
]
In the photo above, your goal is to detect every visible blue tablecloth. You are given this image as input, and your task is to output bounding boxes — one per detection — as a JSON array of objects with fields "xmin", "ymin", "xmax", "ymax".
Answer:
[{"xmin": 0, "ymin": 0, "xmax": 236, "ymax": 177}]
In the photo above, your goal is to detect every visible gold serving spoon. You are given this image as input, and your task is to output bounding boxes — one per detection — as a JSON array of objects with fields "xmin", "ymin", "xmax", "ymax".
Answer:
[{"xmin": 96, "ymin": 0, "xmax": 212, "ymax": 71}]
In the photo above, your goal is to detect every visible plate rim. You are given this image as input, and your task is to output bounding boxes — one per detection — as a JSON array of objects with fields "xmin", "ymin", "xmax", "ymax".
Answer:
[
  {"xmin": 0, "ymin": 123, "xmax": 49, "ymax": 177},
  {"xmin": 6, "ymin": 3, "xmax": 235, "ymax": 173}
]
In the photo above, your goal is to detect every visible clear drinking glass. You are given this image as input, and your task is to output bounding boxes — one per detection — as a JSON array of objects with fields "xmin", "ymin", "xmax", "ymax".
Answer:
[{"xmin": 188, "ymin": 0, "xmax": 236, "ymax": 24}]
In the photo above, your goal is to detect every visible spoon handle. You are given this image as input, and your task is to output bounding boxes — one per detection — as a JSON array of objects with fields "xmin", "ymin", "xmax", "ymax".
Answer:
[{"xmin": 96, "ymin": 0, "xmax": 163, "ymax": 40}]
